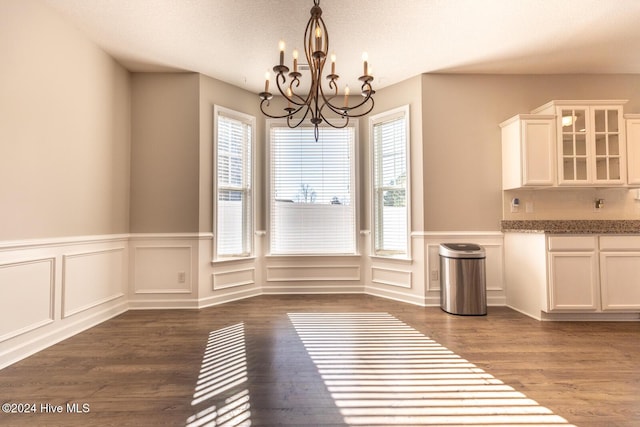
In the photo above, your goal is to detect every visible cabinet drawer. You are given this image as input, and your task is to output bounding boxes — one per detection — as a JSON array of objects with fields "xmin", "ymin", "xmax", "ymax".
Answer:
[
  {"xmin": 600, "ymin": 235, "xmax": 640, "ymax": 251},
  {"xmin": 548, "ymin": 236, "xmax": 597, "ymax": 251}
]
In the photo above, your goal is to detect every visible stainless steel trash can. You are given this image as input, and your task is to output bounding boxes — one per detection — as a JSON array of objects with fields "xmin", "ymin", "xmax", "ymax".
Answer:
[{"xmin": 439, "ymin": 243, "xmax": 487, "ymax": 315}]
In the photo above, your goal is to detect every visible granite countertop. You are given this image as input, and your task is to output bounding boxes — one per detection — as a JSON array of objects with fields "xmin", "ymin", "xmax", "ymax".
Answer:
[{"xmin": 501, "ymin": 220, "xmax": 640, "ymax": 234}]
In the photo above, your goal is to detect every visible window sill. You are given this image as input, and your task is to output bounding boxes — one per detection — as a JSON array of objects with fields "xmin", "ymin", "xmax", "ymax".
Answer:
[
  {"xmin": 266, "ymin": 253, "xmax": 361, "ymax": 258},
  {"xmin": 369, "ymin": 255, "xmax": 413, "ymax": 264}
]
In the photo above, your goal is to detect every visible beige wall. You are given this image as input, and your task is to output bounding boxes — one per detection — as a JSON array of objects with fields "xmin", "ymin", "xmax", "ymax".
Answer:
[
  {"xmin": 421, "ymin": 73, "xmax": 640, "ymax": 231},
  {"xmin": 130, "ymin": 73, "xmax": 200, "ymax": 233},
  {"xmin": 0, "ymin": 0, "xmax": 131, "ymax": 240}
]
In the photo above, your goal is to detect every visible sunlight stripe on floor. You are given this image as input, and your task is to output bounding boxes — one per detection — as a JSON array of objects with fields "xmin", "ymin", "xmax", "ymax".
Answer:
[{"xmin": 289, "ymin": 312, "xmax": 574, "ymax": 426}]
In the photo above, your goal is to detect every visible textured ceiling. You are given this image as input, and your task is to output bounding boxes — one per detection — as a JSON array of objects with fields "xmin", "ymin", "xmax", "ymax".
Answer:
[{"xmin": 44, "ymin": 0, "xmax": 640, "ymax": 94}]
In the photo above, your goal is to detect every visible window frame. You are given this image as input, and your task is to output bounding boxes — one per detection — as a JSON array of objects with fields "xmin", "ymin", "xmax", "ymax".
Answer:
[
  {"xmin": 213, "ymin": 105, "xmax": 256, "ymax": 260},
  {"xmin": 369, "ymin": 105, "xmax": 411, "ymax": 259},
  {"xmin": 266, "ymin": 120, "xmax": 360, "ymax": 256}
]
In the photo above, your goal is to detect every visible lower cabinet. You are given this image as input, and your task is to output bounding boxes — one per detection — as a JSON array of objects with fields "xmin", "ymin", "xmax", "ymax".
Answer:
[
  {"xmin": 548, "ymin": 251, "xmax": 599, "ymax": 311},
  {"xmin": 505, "ymin": 232, "xmax": 640, "ymax": 319},
  {"xmin": 599, "ymin": 236, "xmax": 640, "ymax": 310}
]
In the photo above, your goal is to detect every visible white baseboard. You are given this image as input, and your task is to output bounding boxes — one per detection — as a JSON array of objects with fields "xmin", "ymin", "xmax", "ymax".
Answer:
[
  {"xmin": 0, "ymin": 301, "xmax": 127, "ymax": 370},
  {"xmin": 197, "ymin": 288, "xmax": 262, "ymax": 309}
]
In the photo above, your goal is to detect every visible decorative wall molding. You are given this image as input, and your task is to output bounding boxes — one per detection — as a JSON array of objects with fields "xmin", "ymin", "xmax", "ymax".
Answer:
[
  {"xmin": 266, "ymin": 265, "xmax": 361, "ymax": 282},
  {"xmin": 133, "ymin": 245, "xmax": 193, "ymax": 294},
  {"xmin": 198, "ymin": 287, "xmax": 262, "ymax": 309},
  {"xmin": 365, "ymin": 285, "xmax": 426, "ymax": 307},
  {"xmin": 0, "ymin": 234, "xmax": 129, "ymax": 370},
  {"xmin": 0, "ymin": 229, "xmax": 509, "ymax": 370},
  {"xmin": 62, "ymin": 248, "xmax": 126, "ymax": 318},
  {"xmin": 129, "ymin": 232, "xmax": 212, "ymax": 241},
  {"xmin": 0, "ymin": 234, "xmax": 129, "ymax": 251},
  {"xmin": 213, "ymin": 267, "xmax": 256, "ymax": 290},
  {"xmin": 0, "ymin": 257, "xmax": 55, "ymax": 342},
  {"xmin": 371, "ymin": 266, "xmax": 412, "ymax": 289}
]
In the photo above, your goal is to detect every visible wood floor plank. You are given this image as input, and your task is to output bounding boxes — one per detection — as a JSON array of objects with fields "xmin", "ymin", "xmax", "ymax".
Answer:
[{"xmin": 0, "ymin": 294, "xmax": 638, "ymax": 426}]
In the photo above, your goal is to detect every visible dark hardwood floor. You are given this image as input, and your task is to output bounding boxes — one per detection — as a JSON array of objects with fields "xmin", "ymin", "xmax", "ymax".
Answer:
[{"xmin": 0, "ymin": 294, "xmax": 639, "ymax": 426}]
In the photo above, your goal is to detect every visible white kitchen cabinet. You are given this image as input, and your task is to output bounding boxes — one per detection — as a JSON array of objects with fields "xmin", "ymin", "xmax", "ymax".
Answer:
[
  {"xmin": 547, "ymin": 236, "xmax": 599, "ymax": 311},
  {"xmin": 625, "ymin": 114, "xmax": 640, "ymax": 185},
  {"xmin": 505, "ymin": 232, "xmax": 640, "ymax": 320},
  {"xmin": 599, "ymin": 236, "xmax": 640, "ymax": 310},
  {"xmin": 500, "ymin": 114, "xmax": 556, "ymax": 190},
  {"xmin": 532, "ymin": 101, "xmax": 627, "ymax": 186}
]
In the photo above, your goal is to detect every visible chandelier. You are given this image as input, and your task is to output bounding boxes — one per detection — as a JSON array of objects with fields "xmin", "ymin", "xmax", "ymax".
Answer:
[{"xmin": 259, "ymin": 0, "xmax": 375, "ymax": 141}]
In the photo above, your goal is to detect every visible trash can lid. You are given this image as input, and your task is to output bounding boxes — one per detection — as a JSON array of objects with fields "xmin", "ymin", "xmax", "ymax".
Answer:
[{"xmin": 439, "ymin": 243, "xmax": 485, "ymax": 258}]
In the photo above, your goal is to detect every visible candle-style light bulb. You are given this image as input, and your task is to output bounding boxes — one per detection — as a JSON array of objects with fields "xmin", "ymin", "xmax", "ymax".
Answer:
[
  {"xmin": 330, "ymin": 53, "xmax": 336, "ymax": 75},
  {"xmin": 264, "ymin": 71, "xmax": 270, "ymax": 92},
  {"xmin": 293, "ymin": 49, "xmax": 299, "ymax": 73},
  {"xmin": 362, "ymin": 52, "xmax": 369, "ymax": 76},
  {"xmin": 279, "ymin": 40, "xmax": 285, "ymax": 66},
  {"xmin": 315, "ymin": 27, "xmax": 322, "ymax": 51},
  {"xmin": 343, "ymin": 85, "xmax": 350, "ymax": 108}
]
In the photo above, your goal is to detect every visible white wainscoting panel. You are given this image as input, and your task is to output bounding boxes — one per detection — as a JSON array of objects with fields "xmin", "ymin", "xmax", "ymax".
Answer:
[
  {"xmin": 62, "ymin": 248, "xmax": 125, "ymax": 318},
  {"xmin": 0, "ymin": 235, "xmax": 129, "ymax": 370},
  {"xmin": 371, "ymin": 266, "xmax": 412, "ymax": 289},
  {"xmin": 213, "ymin": 267, "xmax": 256, "ymax": 290},
  {"xmin": 266, "ymin": 265, "xmax": 360, "ymax": 282},
  {"xmin": 0, "ymin": 258, "xmax": 55, "ymax": 342},
  {"xmin": 133, "ymin": 246, "xmax": 193, "ymax": 294}
]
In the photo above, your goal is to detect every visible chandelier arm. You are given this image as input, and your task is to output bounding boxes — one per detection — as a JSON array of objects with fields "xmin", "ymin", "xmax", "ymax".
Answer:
[
  {"xmin": 319, "ymin": 110, "xmax": 350, "ymax": 129},
  {"xmin": 287, "ymin": 105, "xmax": 312, "ymax": 128},
  {"xmin": 260, "ymin": 98, "xmax": 308, "ymax": 121},
  {"xmin": 324, "ymin": 90, "xmax": 375, "ymax": 118}
]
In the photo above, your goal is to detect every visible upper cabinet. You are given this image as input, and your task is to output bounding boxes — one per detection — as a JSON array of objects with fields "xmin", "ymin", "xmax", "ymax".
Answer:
[
  {"xmin": 501, "ymin": 100, "xmax": 639, "ymax": 190},
  {"xmin": 626, "ymin": 114, "xmax": 640, "ymax": 185},
  {"xmin": 533, "ymin": 101, "xmax": 626, "ymax": 186},
  {"xmin": 500, "ymin": 114, "xmax": 556, "ymax": 190}
]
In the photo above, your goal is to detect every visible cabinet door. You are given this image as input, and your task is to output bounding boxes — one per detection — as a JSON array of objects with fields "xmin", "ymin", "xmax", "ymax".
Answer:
[
  {"xmin": 626, "ymin": 117, "xmax": 640, "ymax": 185},
  {"xmin": 592, "ymin": 106, "xmax": 625, "ymax": 184},
  {"xmin": 558, "ymin": 107, "xmax": 590, "ymax": 185},
  {"xmin": 600, "ymin": 252, "xmax": 640, "ymax": 310},
  {"xmin": 547, "ymin": 252, "xmax": 599, "ymax": 311},
  {"xmin": 521, "ymin": 118, "xmax": 556, "ymax": 186}
]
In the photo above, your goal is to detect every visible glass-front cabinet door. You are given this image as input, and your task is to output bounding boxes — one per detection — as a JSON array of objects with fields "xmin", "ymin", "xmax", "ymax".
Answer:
[
  {"xmin": 559, "ymin": 107, "xmax": 589, "ymax": 184},
  {"xmin": 593, "ymin": 108, "xmax": 622, "ymax": 182},
  {"xmin": 557, "ymin": 104, "xmax": 625, "ymax": 185}
]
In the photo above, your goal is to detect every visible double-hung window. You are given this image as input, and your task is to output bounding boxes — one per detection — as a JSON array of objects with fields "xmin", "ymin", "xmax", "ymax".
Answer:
[
  {"xmin": 371, "ymin": 105, "xmax": 410, "ymax": 257},
  {"xmin": 214, "ymin": 106, "xmax": 254, "ymax": 258},
  {"xmin": 269, "ymin": 124, "xmax": 357, "ymax": 255}
]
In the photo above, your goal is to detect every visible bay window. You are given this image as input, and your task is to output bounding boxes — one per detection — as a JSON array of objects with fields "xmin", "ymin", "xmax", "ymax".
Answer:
[
  {"xmin": 214, "ymin": 106, "xmax": 254, "ymax": 258},
  {"xmin": 269, "ymin": 124, "xmax": 357, "ymax": 255},
  {"xmin": 371, "ymin": 106, "xmax": 410, "ymax": 257}
]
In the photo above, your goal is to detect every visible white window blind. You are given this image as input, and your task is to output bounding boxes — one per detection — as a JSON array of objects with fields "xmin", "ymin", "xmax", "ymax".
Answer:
[
  {"xmin": 372, "ymin": 107, "xmax": 409, "ymax": 256},
  {"xmin": 270, "ymin": 125, "xmax": 356, "ymax": 255},
  {"xmin": 215, "ymin": 107, "xmax": 254, "ymax": 258}
]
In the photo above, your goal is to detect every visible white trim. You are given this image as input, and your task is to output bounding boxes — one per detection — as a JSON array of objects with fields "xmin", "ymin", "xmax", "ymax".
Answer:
[
  {"xmin": 129, "ymin": 232, "xmax": 211, "ymax": 240},
  {"xmin": 369, "ymin": 104, "xmax": 411, "ymax": 259},
  {"xmin": 266, "ymin": 265, "xmax": 361, "ymax": 282},
  {"xmin": 0, "ymin": 301, "xmax": 127, "ymax": 371},
  {"xmin": 266, "ymin": 119, "xmax": 360, "ymax": 256},
  {"xmin": 213, "ymin": 105, "xmax": 256, "ymax": 261},
  {"xmin": 0, "ymin": 234, "xmax": 129, "ymax": 250},
  {"xmin": 197, "ymin": 287, "xmax": 262, "ymax": 309},
  {"xmin": 371, "ymin": 266, "xmax": 412, "ymax": 289},
  {"xmin": 365, "ymin": 285, "xmax": 426, "ymax": 307},
  {"xmin": 212, "ymin": 267, "xmax": 256, "ymax": 290}
]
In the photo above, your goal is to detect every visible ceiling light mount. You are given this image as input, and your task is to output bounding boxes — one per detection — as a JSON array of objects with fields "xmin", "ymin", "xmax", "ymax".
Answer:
[{"xmin": 258, "ymin": 0, "xmax": 375, "ymax": 141}]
